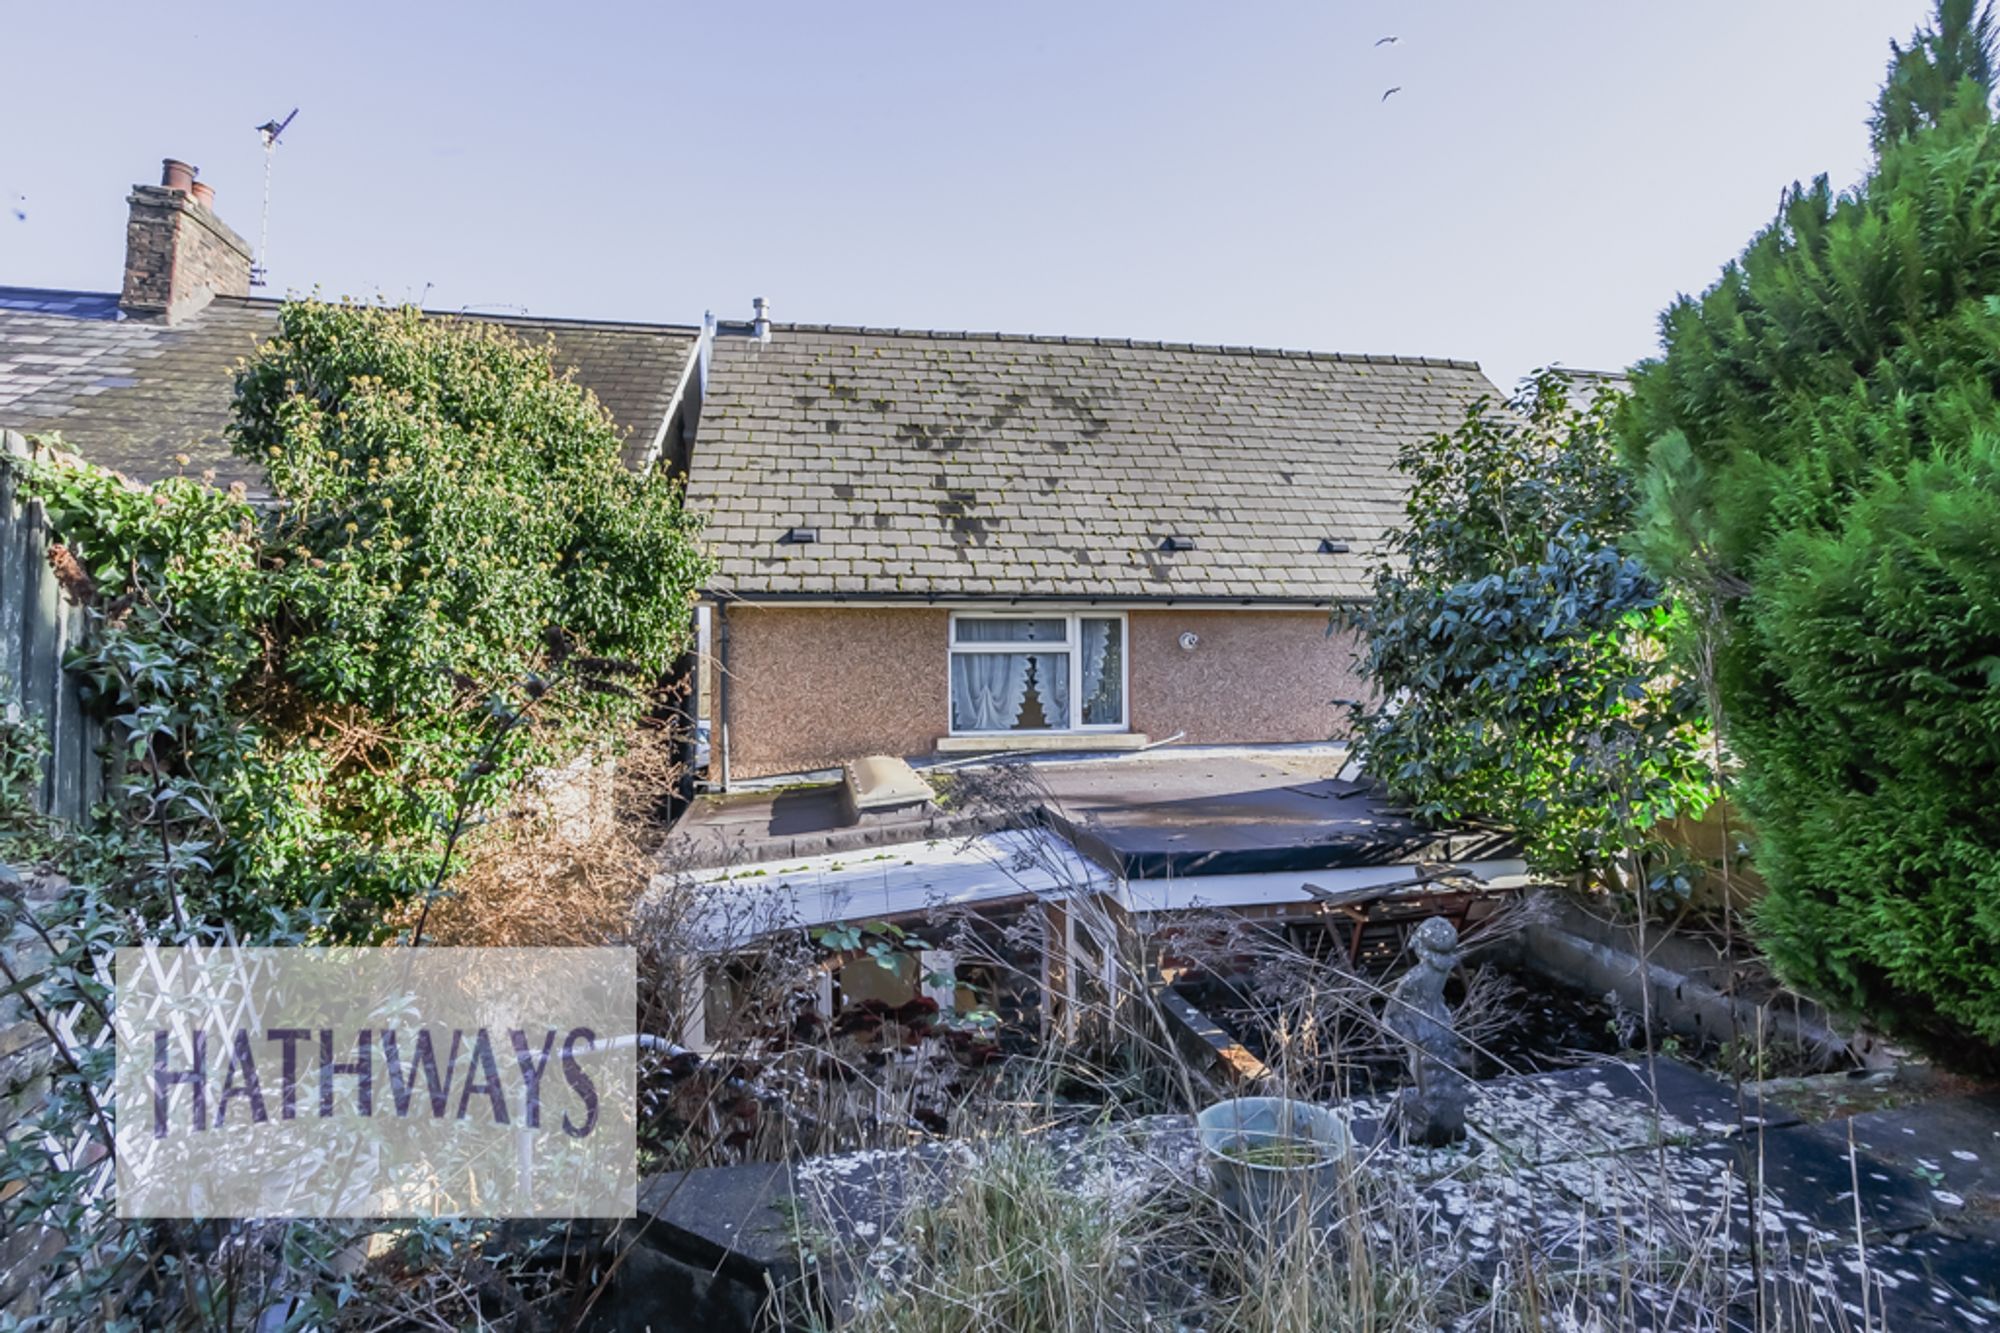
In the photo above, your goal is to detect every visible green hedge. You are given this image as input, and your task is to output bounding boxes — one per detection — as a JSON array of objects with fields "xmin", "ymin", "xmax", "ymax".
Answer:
[{"xmin": 1623, "ymin": 19, "xmax": 2000, "ymax": 1046}]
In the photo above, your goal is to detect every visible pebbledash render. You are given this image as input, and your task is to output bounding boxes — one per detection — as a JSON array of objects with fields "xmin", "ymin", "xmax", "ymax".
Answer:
[{"xmin": 687, "ymin": 316, "xmax": 1501, "ymax": 782}]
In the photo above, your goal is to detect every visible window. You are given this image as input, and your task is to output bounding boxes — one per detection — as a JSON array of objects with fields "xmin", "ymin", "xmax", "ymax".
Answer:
[{"xmin": 948, "ymin": 612, "xmax": 1126, "ymax": 734}]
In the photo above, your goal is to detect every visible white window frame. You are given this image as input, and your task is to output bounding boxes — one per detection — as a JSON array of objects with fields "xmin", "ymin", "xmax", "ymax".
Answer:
[{"xmin": 946, "ymin": 610, "xmax": 1130, "ymax": 736}]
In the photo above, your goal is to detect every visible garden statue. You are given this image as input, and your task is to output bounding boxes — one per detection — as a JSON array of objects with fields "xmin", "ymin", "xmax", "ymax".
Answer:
[{"xmin": 1386, "ymin": 916, "xmax": 1470, "ymax": 1147}]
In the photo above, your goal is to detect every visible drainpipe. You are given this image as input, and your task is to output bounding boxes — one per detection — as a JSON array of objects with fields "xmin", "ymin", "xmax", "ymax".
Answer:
[{"xmin": 717, "ymin": 601, "xmax": 733, "ymax": 791}]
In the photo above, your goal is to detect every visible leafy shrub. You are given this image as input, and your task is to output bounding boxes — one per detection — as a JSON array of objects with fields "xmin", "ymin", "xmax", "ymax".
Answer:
[
  {"xmin": 1622, "ymin": 1, "xmax": 2000, "ymax": 1046},
  {"xmin": 235, "ymin": 300, "xmax": 703, "ymax": 726},
  {"xmin": 1349, "ymin": 371, "xmax": 1711, "ymax": 883},
  {"xmin": 20, "ymin": 299, "xmax": 707, "ymax": 937}
]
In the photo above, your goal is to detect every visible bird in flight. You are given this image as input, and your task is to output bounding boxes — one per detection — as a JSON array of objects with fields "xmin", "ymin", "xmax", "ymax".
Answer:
[
  {"xmin": 9, "ymin": 195, "xmax": 24, "ymax": 222},
  {"xmin": 1375, "ymin": 35, "xmax": 1400, "ymax": 46},
  {"xmin": 1381, "ymin": 87, "xmax": 1403, "ymax": 102}
]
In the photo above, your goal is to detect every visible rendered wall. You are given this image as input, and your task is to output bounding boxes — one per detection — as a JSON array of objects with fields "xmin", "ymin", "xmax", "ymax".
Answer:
[
  {"xmin": 719, "ymin": 605, "xmax": 1366, "ymax": 779},
  {"xmin": 722, "ymin": 605, "xmax": 948, "ymax": 779},
  {"xmin": 1126, "ymin": 609, "xmax": 1366, "ymax": 746}
]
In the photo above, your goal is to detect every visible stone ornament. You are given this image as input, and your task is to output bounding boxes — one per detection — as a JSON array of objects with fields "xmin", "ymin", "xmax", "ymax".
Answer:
[{"xmin": 1386, "ymin": 915, "xmax": 1472, "ymax": 1147}]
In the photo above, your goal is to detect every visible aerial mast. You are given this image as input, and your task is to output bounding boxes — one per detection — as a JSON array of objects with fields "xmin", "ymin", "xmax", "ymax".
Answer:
[{"xmin": 250, "ymin": 108, "xmax": 298, "ymax": 288}]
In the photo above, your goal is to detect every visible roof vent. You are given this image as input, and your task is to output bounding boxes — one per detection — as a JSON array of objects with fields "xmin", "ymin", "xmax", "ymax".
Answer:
[
  {"xmin": 752, "ymin": 296, "xmax": 772, "ymax": 345},
  {"xmin": 1159, "ymin": 535, "xmax": 1196, "ymax": 553},
  {"xmin": 1318, "ymin": 538, "xmax": 1352, "ymax": 554},
  {"xmin": 780, "ymin": 526, "xmax": 819, "ymax": 544}
]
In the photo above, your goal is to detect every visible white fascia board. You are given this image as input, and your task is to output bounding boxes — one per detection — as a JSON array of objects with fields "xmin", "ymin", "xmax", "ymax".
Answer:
[
  {"xmin": 702, "ymin": 596, "xmax": 1340, "ymax": 613},
  {"xmin": 637, "ymin": 326, "xmax": 709, "ymax": 475},
  {"xmin": 1122, "ymin": 858, "xmax": 1529, "ymax": 914}
]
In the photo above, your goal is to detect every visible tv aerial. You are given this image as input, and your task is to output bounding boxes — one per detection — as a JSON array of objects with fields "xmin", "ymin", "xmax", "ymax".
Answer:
[{"xmin": 250, "ymin": 108, "xmax": 297, "ymax": 288}]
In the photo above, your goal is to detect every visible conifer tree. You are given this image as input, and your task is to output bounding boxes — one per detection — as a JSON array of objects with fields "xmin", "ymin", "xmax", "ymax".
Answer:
[
  {"xmin": 1626, "ymin": 0, "xmax": 2000, "ymax": 1048},
  {"xmin": 1872, "ymin": 0, "xmax": 1998, "ymax": 146}
]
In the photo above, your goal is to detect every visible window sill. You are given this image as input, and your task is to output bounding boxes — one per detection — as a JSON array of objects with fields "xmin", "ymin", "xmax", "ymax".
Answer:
[{"xmin": 934, "ymin": 732, "xmax": 1152, "ymax": 755}]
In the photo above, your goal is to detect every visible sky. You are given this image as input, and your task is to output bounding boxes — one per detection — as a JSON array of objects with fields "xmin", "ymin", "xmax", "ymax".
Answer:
[{"xmin": 0, "ymin": 1, "xmax": 1937, "ymax": 388}]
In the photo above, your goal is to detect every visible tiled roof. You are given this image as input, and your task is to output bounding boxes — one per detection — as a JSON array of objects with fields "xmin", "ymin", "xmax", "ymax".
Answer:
[
  {"xmin": 0, "ymin": 288, "xmax": 699, "ymax": 492},
  {"xmin": 689, "ymin": 324, "xmax": 1500, "ymax": 602},
  {"xmin": 1562, "ymin": 368, "xmax": 1631, "ymax": 413}
]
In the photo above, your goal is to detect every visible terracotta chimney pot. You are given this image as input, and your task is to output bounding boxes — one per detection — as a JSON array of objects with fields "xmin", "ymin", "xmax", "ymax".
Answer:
[
  {"xmin": 189, "ymin": 181, "xmax": 215, "ymax": 210},
  {"xmin": 160, "ymin": 159, "xmax": 195, "ymax": 193}
]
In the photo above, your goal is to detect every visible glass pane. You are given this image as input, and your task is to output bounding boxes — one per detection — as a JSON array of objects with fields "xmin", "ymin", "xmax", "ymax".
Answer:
[
  {"xmin": 950, "ymin": 652, "xmax": 1070, "ymax": 730},
  {"xmin": 1079, "ymin": 618, "xmax": 1123, "ymax": 726},
  {"xmin": 1028, "ymin": 652, "xmax": 1069, "ymax": 729},
  {"xmin": 954, "ymin": 617, "xmax": 1068, "ymax": 645}
]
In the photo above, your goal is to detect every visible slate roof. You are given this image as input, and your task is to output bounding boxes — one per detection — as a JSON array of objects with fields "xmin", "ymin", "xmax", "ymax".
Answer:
[
  {"xmin": 689, "ymin": 324, "xmax": 1500, "ymax": 602},
  {"xmin": 0, "ymin": 287, "xmax": 700, "ymax": 492},
  {"xmin": 1562, "ymin": 368, "xmax": 1631, "ymax": 412}
]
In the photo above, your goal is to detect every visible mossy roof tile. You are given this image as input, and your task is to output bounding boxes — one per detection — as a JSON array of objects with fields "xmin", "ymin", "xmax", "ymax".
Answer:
[{"xmin": 689, "ymin": 324, "xmax": 1498, "ymax": 603}]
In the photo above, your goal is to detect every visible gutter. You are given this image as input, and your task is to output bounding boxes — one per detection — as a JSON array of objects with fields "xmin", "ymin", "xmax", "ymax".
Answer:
[{"xmin": 696, "ymin": 591, "xmax": 1367, "ymax": 611}]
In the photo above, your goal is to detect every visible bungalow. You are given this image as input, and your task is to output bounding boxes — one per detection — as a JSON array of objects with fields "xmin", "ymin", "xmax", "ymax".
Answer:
[
  {"xmin": 4, "ymin": 156, "xmax": 1506, "ymax": 793},
  {"xmin": 688, "ymin": 317, "xmax": 1500, "ymax": 782}
]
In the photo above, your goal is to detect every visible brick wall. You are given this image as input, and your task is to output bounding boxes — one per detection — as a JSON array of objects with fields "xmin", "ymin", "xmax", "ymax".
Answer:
[
  {"xmin": 120, "ymin": 185, "xmax": 252, "ymax": 324},
  {"xmin": 716, "ymin": 604, "xmax": 1367, "ymax": 779}
]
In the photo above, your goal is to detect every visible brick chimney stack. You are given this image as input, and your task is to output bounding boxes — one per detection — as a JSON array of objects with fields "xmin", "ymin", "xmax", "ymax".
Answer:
[{"xmin": 119, "ymin": 158, "xmax": 253, "ymax": 324}]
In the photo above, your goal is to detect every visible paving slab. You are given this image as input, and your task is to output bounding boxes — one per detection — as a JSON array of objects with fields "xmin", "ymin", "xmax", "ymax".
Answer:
[
  {"xmin": 636, "ymin": 1159, "xmax": 801, "ymax": 1287},
  {"xmin": 1866, "ymin": 1229, "xmax": 2000, "ymax": 1330},
  {"xmin": 1540, "ymin": 1057, "xmax": 1799, "ymax": 1132},
  {"xmin": 1460, "ymin": 1057, "xmax": 1797, "ymax": 1167},
  {"xmin": 1690, "ymin": 1124, "xmax": 1941, "ymax": 1243},
  {"xmin": 1806, "ymin": 1093, "xmax": 2000, "ymax": 1231}
]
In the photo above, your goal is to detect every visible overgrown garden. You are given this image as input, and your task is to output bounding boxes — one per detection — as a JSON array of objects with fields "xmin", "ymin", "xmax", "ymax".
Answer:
[
  {"xmin": 5, "ymin": 3, "xmax": 2000, "ymax": 1327},
  {"xmin": 0, "ymin": 300, "xmax": 708, "ymax": 1327},
  {"xmin": 1626, "ymin": 0, "xmax": 2000, "ymax": 1049},
  {"xmin": 9, "ymin": 299, "xmax": 706, "ymax": 940}
]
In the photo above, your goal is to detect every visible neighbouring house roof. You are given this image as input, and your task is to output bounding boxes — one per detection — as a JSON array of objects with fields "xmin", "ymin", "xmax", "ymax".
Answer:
[
  {"xmin": 1561, "ymin": 367, "xmax": 1631, "ymax": 407},
  {"xmin": 688, "ymin": 324, "xmax": 1501, "ymax": 603},
  {"xmin": 0, "ymin": 286, "xmax": 702, "ymax": 493}
]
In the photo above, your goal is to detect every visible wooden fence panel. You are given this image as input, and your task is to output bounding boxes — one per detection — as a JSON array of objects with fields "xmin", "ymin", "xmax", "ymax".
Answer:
[{"xmin": 0, "ymin": 429, "xmax": 103, "ymax": 825}]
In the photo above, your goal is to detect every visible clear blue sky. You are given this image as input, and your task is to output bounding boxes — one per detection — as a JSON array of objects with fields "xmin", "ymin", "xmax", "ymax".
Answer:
[{"xmin": 0, "ymin": 1, "xmax": 1934, "ymax": 386}]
